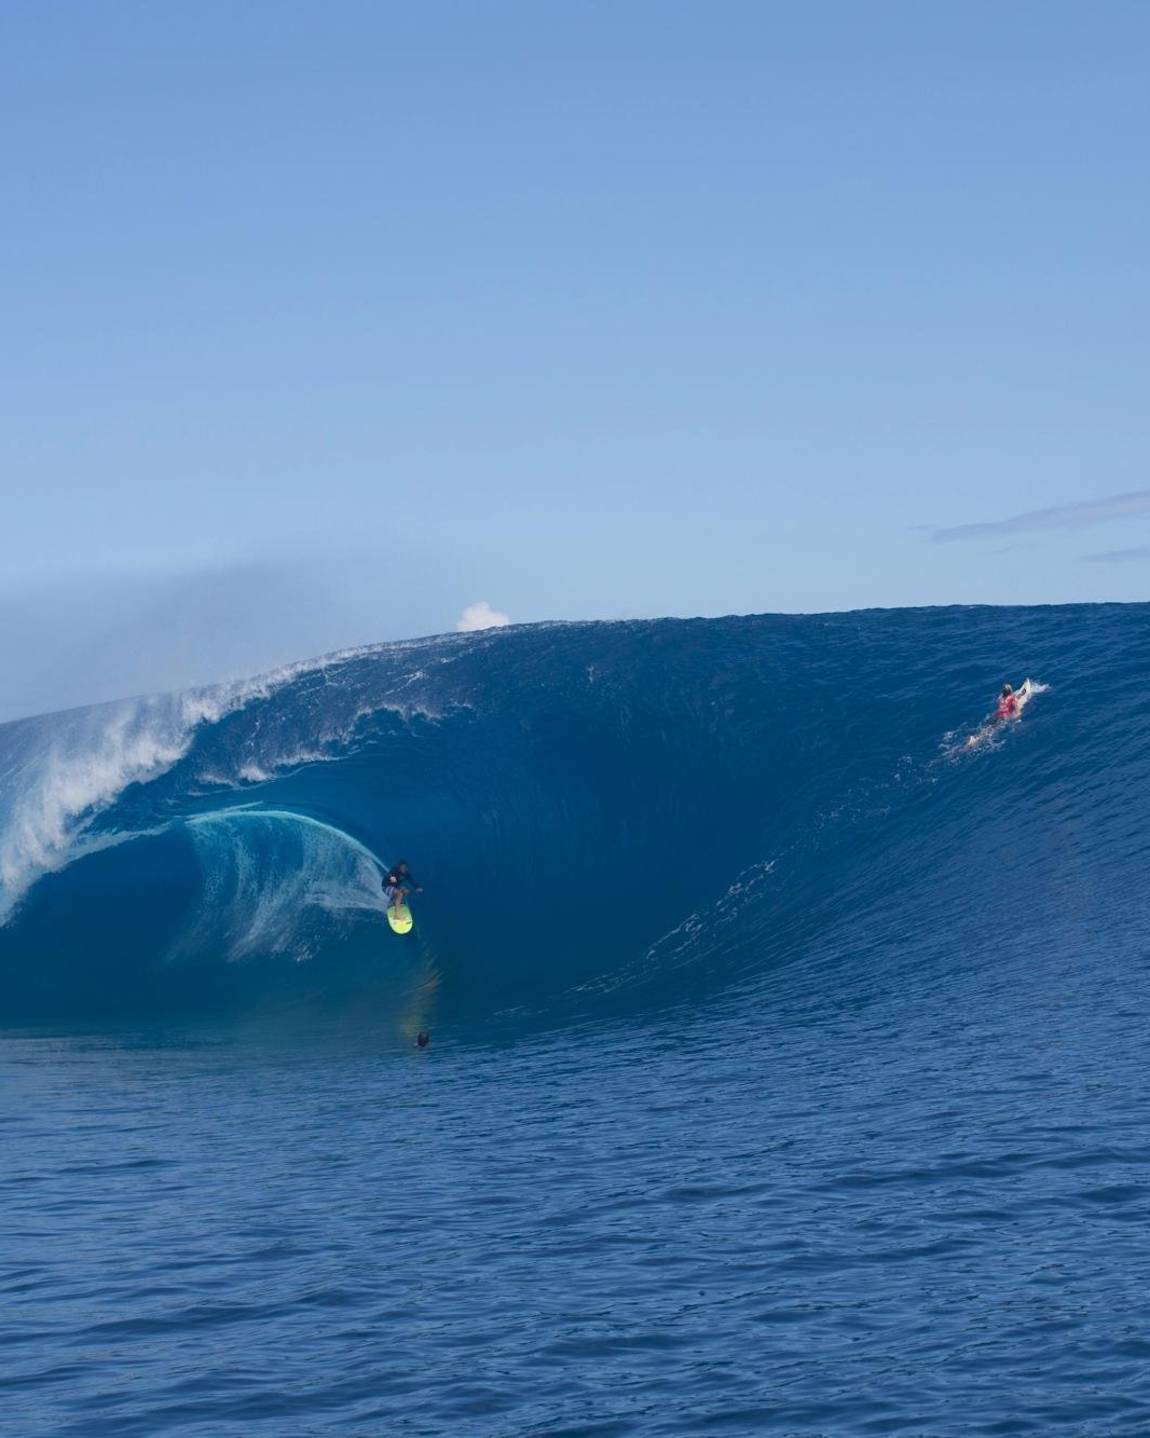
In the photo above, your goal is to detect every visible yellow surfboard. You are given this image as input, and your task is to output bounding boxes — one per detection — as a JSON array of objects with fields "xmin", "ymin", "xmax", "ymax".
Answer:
[{"xmin": 387, "ymin": 903, "xmax": 413, "ymax": 935}]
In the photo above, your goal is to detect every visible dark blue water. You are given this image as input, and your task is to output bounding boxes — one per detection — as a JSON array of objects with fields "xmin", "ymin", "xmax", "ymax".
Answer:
[{"xmin": 3, "ymin": 607, "xmax": 1149, "ymax": 1435}]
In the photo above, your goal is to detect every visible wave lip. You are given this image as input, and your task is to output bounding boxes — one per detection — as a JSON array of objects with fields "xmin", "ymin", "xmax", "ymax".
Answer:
[
  {"xmin": 0, "ymin": 688, "xmax": 232, "ymax": 920},
  {"xmin": 0, "ymin": 628, "xmax": 480, "ymax": 922}
]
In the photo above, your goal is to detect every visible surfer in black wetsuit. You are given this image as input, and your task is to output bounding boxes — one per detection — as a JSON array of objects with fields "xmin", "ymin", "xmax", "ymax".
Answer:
[{"xmin": 382, "ymin": 859, "xmax": 422, "ymax": 914}]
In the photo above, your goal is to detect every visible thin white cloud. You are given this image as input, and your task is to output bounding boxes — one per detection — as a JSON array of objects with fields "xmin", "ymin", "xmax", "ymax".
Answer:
[
  {"xmin": 929, "ymin": 488, "xmax": 1150, "ymax": 543},
  {"xmin": 456, "ymin": 600, "xmax": 511, "ymax": 632}
]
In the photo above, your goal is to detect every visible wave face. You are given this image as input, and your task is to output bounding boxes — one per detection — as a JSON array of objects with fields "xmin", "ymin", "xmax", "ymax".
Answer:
[{"xmin": 1, "ymin": 606, "xmax": 1146, "ymax": 1025}]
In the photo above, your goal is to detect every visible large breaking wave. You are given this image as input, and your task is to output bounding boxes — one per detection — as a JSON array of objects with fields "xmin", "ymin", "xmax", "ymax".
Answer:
[{"xmin": 1, "ymin": 606, "xmax": 1146, "ymax": 1026}]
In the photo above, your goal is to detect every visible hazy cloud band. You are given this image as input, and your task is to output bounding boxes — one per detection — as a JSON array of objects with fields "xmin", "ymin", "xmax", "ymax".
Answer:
[
  {"xmin": 930, "ymin": 489, "xmax": 1150, "ymax": 543},
  {"xmin": 1081, "ymin": 546, "xmax": 1150, "ymax": 564}
]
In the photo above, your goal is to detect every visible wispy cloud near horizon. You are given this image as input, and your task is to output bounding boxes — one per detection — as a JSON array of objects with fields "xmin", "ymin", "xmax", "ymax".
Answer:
[
  {"xmin": 1082, "ymin": 546, "xmax": 1150, "ymax": 564},
  {"xmin": 929, "ymin": 489, "xmax": 1150, "ymax": 543}
]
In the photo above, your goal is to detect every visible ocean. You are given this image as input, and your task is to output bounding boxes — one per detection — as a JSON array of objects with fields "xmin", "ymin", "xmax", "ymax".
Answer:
[{"xmin": 2, "ymin": 605, "xmax": 1149, "ymax": 1436}]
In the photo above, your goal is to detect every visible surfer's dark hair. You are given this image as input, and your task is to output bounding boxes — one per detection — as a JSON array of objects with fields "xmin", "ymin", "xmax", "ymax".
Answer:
[{"xmin": 1001, "ymin": 683, "xmax": 1013, "ymax": 694}]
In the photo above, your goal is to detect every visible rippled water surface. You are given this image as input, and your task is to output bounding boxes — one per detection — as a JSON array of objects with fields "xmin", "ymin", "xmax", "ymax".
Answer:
[{"xmin": 6, "ymin": 936, "xmax": 1150, "ymax": 1437}]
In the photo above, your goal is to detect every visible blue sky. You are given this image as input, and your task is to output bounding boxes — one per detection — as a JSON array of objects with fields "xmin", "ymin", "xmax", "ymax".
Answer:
[{"xmin": 2, "ymin": 2, "xmax": 1148, "ymax": 713}]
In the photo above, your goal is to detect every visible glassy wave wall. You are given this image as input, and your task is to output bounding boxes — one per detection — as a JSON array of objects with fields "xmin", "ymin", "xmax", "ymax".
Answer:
[{"xmin": 1, "ymin": 605, "xmax": 1146, "ymax": 1026}]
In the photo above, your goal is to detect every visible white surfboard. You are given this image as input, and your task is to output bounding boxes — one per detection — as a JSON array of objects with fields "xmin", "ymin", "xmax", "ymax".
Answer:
[{"xmin": 1013, "ymin": 678, "xmax": 1036, "ymax": 715}]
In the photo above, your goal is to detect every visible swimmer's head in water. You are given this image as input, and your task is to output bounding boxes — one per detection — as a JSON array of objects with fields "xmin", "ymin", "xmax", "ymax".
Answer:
[
  {"xmin": 1001, "ymin": 683, "xmax": 1014, "ymax": 696},
  {"xmin": 416, "ymin": 1031, "xmax": 430, "ymax": 1048}
]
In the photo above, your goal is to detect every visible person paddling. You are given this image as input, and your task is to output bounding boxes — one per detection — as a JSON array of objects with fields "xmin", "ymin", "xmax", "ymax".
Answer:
[{"xmin": 995, "ymin": 683, "xmax": 1019, "ymax": 721}]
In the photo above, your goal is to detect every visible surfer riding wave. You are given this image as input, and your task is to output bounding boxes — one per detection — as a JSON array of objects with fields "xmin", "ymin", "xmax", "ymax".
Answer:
[{"xmin": 382, "ymin": 859, "xmax": 422, "ymax": 915}]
